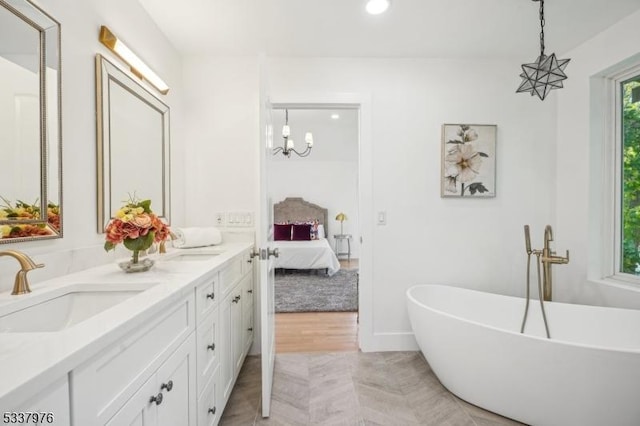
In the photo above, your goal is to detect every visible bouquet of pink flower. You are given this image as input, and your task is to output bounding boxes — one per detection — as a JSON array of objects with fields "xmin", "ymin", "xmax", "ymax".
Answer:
[{"xmin": 104, "ymin": 198, "xmax": 170, "ymax": 264}]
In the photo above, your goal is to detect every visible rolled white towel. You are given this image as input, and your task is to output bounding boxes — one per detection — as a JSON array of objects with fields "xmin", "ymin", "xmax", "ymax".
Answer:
[{"xmin": 173, "ymin": 227, "xmax": 222, "ymax": 248}]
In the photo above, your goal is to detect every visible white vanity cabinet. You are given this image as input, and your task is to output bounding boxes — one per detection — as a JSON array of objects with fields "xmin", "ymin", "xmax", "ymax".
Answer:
[
  {"xmin": 213, "ymin": 248, "xmax": 255, "ymax": 421},
  {"xmin": 195, "ymin": 247, "xmax": 254, "ymax": 426},
  {"xmin": 0, "ymin": 243, "xmax": 255, "ymax": 426},
  {"xmin": 106, "ymin": 333, "xmax": 197, "ymax": 426},
  {"xmin": 7, "ymin": 376, "xmax": 70, "ymax": 425},
  {"xmin": 71, "ymin": 292, "xmax": 196, "ymax": 425}
]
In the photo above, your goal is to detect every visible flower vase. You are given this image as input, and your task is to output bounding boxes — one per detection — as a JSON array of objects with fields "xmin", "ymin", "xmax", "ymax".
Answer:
[{"xmin": 118, "ymin": 249, "xmax": 154, "ymax": 273}]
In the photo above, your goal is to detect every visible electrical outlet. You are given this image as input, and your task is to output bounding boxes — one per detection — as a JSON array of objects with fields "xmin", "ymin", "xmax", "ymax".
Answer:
[
  {"xmin": 214, "ymin": 212, "xmax": 225, "ymax": 226},
  {"xmin": 377, "ymin": 211, "xmax": 386, "ymax": 225}
]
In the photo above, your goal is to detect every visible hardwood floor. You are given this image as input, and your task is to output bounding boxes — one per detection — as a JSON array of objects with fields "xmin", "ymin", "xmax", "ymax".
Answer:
[
  {"xmin": 275, "ymin": 258, "xmax": 359, "ymax": 353},
  {"xmin": 276, "ymin": 312, "xmax": 358, "ymax": 353},
  {"xmin": 339, "ymin": 257, "xmax": 358, "ymax": 270}
]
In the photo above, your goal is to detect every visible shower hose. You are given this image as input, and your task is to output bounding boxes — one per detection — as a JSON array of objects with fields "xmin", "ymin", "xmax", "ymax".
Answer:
[{"xmin": 520, "ymin": 234, "xmax": 551, "ymax": 339}]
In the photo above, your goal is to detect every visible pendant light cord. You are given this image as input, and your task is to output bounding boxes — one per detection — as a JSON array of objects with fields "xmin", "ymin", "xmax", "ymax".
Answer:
[{"xmin": 538, "ymin": 0, "xmax": 545, "ymax": 56}]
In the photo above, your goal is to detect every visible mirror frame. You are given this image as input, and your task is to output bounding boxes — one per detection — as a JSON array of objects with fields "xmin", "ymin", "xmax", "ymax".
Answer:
[
  {"xmin": 96, "ymin": 54, "xmax": 171, "ymax": 232},
  {"xmin": 0, "ymin": 0, "xmax": 63, "ymax": 244}
]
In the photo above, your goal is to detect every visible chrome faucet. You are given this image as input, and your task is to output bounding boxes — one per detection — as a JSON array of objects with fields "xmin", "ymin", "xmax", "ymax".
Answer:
[
  {"xmin": 540, "ymin": 225, "xmax": 569, "ymax": 301},
  {"xmin": 0, "ymin": 250, "xmax": 44, "ymax": 295}
]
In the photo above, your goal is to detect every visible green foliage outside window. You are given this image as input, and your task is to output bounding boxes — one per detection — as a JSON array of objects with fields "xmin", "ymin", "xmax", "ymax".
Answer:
[{"xmin": 622, "ymin": 79, "xmax": 640, "ymax": 274}]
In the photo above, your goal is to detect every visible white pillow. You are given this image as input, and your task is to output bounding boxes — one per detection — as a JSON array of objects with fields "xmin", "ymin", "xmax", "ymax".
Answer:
[{"xmin": 317, "ymin": 224, "xmax": 325, "ymax": 239}]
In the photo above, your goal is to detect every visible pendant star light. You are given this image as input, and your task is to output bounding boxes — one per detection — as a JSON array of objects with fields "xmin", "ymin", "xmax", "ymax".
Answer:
[
  {"xmin": 272, "ymin": 109, "xmax": 314, "ymax": 158},
  {"xmin": 516, "ymin": 0, "xmax": 570, "ymax": 101}
]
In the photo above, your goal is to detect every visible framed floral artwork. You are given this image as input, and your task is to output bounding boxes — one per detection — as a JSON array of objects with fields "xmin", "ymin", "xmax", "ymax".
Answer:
[{"xmin": 441, "ymin": 124, "xmax": 497, "ymax": 198}]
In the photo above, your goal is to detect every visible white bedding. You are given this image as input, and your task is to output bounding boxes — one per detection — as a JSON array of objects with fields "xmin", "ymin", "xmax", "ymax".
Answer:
[{"xmin": 272, "ymin": 238, "xmax": 341, "ymax": 276}]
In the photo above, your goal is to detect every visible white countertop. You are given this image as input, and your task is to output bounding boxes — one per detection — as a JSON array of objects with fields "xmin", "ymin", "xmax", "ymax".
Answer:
[{"xmin": 0, "ymin": 242, "xmax": 253, "ymax": 409}]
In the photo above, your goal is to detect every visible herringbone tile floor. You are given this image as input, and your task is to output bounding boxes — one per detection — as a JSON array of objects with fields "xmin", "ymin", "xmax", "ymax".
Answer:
[{"xmin": 220, "ymin": 352, "xmax": 523, "ymax": 426}]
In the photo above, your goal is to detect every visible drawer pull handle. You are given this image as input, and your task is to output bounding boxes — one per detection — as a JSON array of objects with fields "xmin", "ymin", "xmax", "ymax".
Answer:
[
  {"xmin": 150, "ymin": 393, "xmax": 163, "ymax": 405},
  {"xmin": 248, "ymin": 327, "xmax": 253, "ymax": 331},
  {"xmin": 208, "ymin": 406, "xmax": 216, "ymax": 415},
  {"xmin": 207, "ymin": 343, "xmax": 216, "ymax": 351},
  {"xmin": 206, "ymin": 292, "xmax": 215, "ymax": 300},
  {"xmin": 247, "ymin": 259, "xmax": 252, "ymax": 263},
  {"xmin": 161, "ymin": 380, "xmax": 173, "ymax": 392},
  {"xmin": 232, "ymin": 295, "xmax": 240, "ymax": 303},
  {"xmin": 247, "ymin": 289, "xmax": 253, "ymax": 294}
]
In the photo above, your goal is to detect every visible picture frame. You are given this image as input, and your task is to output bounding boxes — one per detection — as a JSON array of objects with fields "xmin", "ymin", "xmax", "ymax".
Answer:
[{"xmin": 441, "ymin": 123, "xmax": 497, "ymax": 198}]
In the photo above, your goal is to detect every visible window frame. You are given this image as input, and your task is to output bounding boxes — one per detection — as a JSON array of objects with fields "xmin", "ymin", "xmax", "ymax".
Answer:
[{"xmin": 608, "ymin": 64, "xmax": 640, "ymax": 283}]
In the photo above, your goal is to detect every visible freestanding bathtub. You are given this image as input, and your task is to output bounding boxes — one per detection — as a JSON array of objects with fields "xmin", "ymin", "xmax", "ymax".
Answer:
[{"xmin": 406, "ymin": 284, "xmax": 640, "ymax": 426}]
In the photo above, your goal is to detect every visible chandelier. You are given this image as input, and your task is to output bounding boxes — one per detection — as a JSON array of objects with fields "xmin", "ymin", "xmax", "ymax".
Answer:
[
  {"xmin": 272, "ymin": 109, "xmax": 314, "ymax": 158},
  {"xmin": 516, "ymin": 0, "xmax": 570, "ymax": 101}
]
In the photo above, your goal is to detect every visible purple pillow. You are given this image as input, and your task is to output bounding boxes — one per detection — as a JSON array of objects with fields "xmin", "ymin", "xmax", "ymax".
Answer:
[
  {"xmin": 274, "ymin": 223, "xmax": 292, "ymax": 241},
  {"xmin": 291, "ymin": 224, "xmax": 312, "ymax": 241}
]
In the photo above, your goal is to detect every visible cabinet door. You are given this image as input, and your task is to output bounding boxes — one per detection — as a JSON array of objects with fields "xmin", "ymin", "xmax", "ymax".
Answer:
[
  {"xmin": 241, "ymin": 273, "xmax": 254, "ymax": 352},
  {"xmin": 156, "ymin": 333, "xmax": 197, "ymax": 426},
  {"xmin": 219, "ymin": 293, "xmax": 233, "ymax": 403},
  {"xmin": 106, "ymin": 375, "xmax": 158, "ymax": 426},
  {"xmin": 231, "ymin": 288, "xmax": 244, "ymax": 375},
  {"xmin": 12, "ymin": 377, "xmax": 70, "ymax": 426}
]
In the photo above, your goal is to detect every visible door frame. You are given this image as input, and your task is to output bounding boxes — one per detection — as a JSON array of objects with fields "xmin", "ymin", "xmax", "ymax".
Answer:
[{"xmin": 264, "ymin": 92, "xmax": 374, "ymax": 351}]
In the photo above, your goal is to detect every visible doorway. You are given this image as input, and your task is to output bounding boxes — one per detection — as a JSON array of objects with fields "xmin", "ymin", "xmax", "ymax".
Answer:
[{"xmin": 267, "ymin": 105, "xmax": 360, "ymax": 353}]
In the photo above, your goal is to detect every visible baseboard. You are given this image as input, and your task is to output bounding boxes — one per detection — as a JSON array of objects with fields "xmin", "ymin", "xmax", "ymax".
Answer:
[{"xmin": 359, "ymin": 330, "xmax": 419, "ymax": 352}]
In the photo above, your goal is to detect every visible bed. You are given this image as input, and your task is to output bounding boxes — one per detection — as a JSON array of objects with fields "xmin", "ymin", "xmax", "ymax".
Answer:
[{"xmin": 272, "ymin": 197, "xmax": 341, "ymax": 276}]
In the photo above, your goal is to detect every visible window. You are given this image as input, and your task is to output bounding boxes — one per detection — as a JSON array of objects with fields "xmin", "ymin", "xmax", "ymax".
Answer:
[{"xmin": 619, "ymin": 74, "xmax": 640, "ymax": 275}]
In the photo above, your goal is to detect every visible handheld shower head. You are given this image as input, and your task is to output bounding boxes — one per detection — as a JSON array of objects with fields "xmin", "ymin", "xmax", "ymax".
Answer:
[{"xmin": 524, "ymin": 225, "xmax": 532, "ymax": 254}]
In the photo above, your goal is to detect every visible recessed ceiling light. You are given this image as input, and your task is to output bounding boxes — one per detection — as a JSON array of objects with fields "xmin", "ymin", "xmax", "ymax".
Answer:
[
  {"xmin": 366, "ymin": 0, "xmax": 390, "ymax": 15},
  {"xmin": 331, "ymin": 113, "xmax": 340, "ymax": 120}
]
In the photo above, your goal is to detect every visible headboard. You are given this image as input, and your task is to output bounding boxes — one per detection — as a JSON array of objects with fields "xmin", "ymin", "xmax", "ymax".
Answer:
[{"xmin": 273, "ymin": 197, "xmax": 329, "ymax": 236}]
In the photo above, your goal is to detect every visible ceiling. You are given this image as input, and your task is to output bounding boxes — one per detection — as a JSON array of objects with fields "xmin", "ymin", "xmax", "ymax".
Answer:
[{"xmin": 139, "ymin": 0, "xmax": 640, "ymax": 60}]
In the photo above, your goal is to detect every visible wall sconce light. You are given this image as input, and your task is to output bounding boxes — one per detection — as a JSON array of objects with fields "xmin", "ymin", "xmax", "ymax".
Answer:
[
  {"xmin": 272, "ymin": 109, "xmax": 314, "ymax": 158},
  {"xmin": 99, "ymin": 25, "xmax": 169, "ymax": 95},
  {"xmin": 335, "ymin": 212, "xmax": 348, "ymax": 235}
]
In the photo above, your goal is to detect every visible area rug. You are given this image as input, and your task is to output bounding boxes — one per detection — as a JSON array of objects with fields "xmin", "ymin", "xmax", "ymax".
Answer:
[{"xmin": 275, "ymin": 269, "xmax": 358, "ymax": 313}]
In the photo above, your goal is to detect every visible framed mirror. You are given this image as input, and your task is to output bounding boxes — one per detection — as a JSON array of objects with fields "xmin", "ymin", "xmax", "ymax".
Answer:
[
  {"xmin": 0, "ymin": 0, "xmax": 62, "ymax": 243},
  {"xmin": 96, "ymin": 54, "xmax": 170, "ymax": 232}
]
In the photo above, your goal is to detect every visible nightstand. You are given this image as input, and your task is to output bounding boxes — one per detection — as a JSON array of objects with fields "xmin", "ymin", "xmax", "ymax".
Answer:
[{"xmin": 333, "ymin": 234, "xmax": 352, "ymax": 261}]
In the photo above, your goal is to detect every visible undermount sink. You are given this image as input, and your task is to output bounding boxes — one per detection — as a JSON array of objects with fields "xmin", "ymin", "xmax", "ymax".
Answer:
[{"xmin": 0, "ymin": 283, "xmax": 159, "ymax": 333}]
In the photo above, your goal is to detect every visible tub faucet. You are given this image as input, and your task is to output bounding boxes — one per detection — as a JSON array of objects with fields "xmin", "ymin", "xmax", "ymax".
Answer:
[
  {"xmin": 0, "ymin": 250, "xmax": 44, "ymax": 295},
  {"xmin": 541, "ymin": 225, "xmax": 569, "ymax": 301}
]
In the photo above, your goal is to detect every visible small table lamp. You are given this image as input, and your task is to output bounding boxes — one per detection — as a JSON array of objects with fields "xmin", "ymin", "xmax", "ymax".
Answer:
[{"xmin": 335, "ymin": 212, "xmax": 348, "ymax": 235}]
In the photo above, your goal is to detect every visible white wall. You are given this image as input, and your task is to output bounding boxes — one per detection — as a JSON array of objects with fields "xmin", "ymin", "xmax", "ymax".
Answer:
[
  {"xmin": 555, "ymin": 10, "xmax": 640, "ymax": 308},
  {"xmin": 269, "ymin": 109, "xmax": 359, "ymax": 257},
  {"xmin": 183, "ymin": 55, "xmax": 558, "ymax": 350},
  {"xmin": 269, "ymin": 161, "xmax": 359, "ymax": 257},
  {"xmin": 182, "ymin": 56, "xmax": 259, "ymax": 226},
  {"xmin": 0, "ymin": 0, "xmax": 184, "ymax": 293}
]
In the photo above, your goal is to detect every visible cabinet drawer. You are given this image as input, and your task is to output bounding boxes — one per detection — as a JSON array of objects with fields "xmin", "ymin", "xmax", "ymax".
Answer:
[
  {"xmin": 72, "ymin": 294, "xmax": 195, "ymax": 425},
  {"xmin": 197, "ymin": 368, "xmax": 220, "ymax": 426},
  {"xmin": 196, "ymin": 308, "xmax": 219, "ymax": 396},
  {"xmin": 195, "ymin": 272, "xmax": 219, "ymax": 323},
  {"xmin": 219, "ymin": 258, "xmax": 242, "ymax": 297}
]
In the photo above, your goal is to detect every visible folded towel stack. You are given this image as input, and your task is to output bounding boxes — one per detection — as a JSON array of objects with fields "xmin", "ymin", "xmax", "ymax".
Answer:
[{"xmin": 172, "ymin": 227, "xmax": 222, "ymax": 248}]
